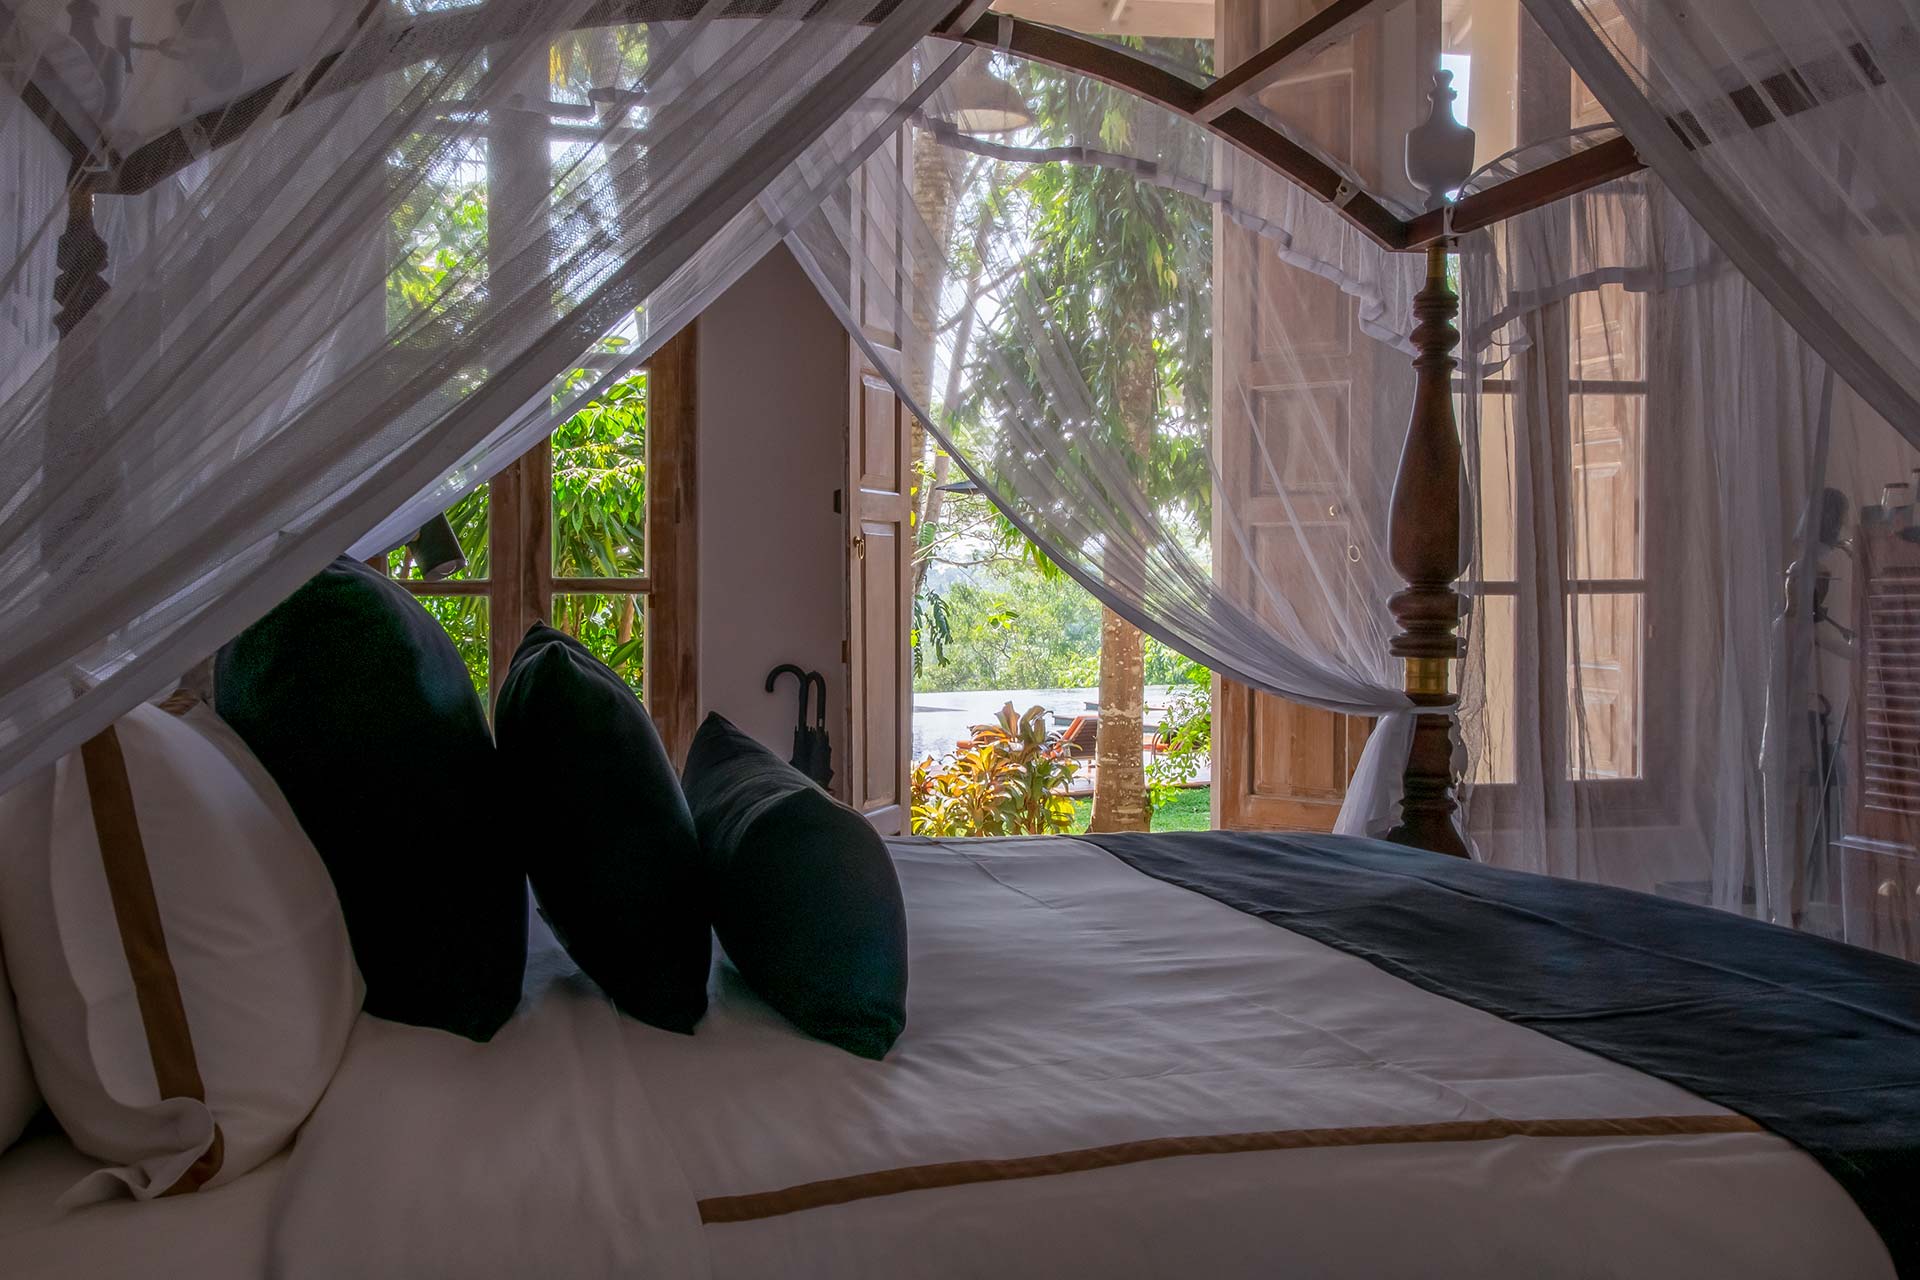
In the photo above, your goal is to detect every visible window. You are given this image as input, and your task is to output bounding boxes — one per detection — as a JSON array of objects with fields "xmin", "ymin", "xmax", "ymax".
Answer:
[
  {"xmin": 374, "ymin": 41, "xmax": 701, "ymax": 759},
  {"xmin": 378, "ymin": 325, "xmax": 699, "ymax": 759},
  {"xmin": 1468, "ymin": 6, "xmax": 1656, "ymax": 795},
  {"xmin": 1471, "ymin": 284, "xmax": 1649, "ymax": 786}
]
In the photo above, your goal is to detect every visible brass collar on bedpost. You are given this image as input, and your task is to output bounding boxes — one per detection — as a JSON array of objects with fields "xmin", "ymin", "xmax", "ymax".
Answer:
[{"xmin": 1402, "ymin": 655, "xmax": 1452, "ymax": 697}]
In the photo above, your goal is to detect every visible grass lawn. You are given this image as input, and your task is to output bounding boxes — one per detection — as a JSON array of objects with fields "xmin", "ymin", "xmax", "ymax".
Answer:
[{"xmin": 1069, "ymin": 786, "xmax": 1210, "ymax": 834}]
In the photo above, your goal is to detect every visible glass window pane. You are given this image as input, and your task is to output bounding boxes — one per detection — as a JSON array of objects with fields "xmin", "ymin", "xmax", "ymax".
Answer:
[
  {"xmin": 385, "ymin": 484, "xmax": 490, "ymax": 581},
  {"xmin": 1568, "ymin": 590, "xmax": 1643, "ymax": 780},
  {"xmin": 1569, "ymin": 392, "xmax": 1644, "ymax": 580},
  {"xmin": 414, "ymin": 595, "xmax": 489, "ymax": 702},
  {"xmin": 1572, "ymin": 2, "xmax": 1637, "ymax": 131},
  {"xmin": 552, "ymin": 371, "xmax": 648, "ymax": 579},
  {"xmin": 553, "ymin": 593, "xmax": 644, "ymax": 697},
  {"xmin": 1469, "ymin": 592, "xmax": 1517, "ymax": 785},
  {"xmin": 1570, "ymin": 282, "xmax": 1644, "ymax": 382},
  {"xmin": 1474, "ymin": 388, "xmax": 1517, "ymax": 583}
]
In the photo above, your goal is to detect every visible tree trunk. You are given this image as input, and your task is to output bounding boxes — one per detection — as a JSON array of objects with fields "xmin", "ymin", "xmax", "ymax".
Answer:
[
  {"xmin": 1088, "ymin": 605, "xmax": 1149, "ymax": 831},
  {"xmin": 906, "ymin": 144, "xmax": 959, "ymax": 576},
  {"xmin": 910, "ymin": 165, "xmax": 996, "ymax": 602},
  {"xmin": 1089, "ymin": 294, "xmax": 1157, "ymax": 833},
  {"xmin": 912, "ymin": 451, "xmax": 950, "ymax": 599}
]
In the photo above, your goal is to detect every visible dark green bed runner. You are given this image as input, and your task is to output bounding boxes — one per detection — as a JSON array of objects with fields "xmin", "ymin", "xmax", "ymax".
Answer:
[{"xmin": 1077, "ymin": 829, "xmax": 1920, "ymax": 1276}]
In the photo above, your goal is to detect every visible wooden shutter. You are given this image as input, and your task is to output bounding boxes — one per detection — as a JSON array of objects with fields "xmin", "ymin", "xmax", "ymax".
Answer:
[
  {"xmin": 843, "ymin": 127, "xmax": 914, "ymax": 833},
  {"xmin": 1211, "ymin": 0, "xmax": 1409, "ymax": 830},
  {"xmin": 1853, "ymin": 527, "xmax": 1920, "ymax": 848}
]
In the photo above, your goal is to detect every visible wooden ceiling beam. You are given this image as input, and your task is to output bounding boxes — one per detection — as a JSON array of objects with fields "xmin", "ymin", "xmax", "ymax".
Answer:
[
  {"xmin": 1402, "ymin": 135, "xmax": 1644, "ymax": 248},
  {"xmin": 952, "ymin": 13, "xmax": 1410, "ymax": 248},
  {"xmin": 13, "ymin": 80, "xmax": 101, "ymax": 175},
  {"xmin": 1194, "ymin": 0, "xmax": 1404, "ymax": 123}
]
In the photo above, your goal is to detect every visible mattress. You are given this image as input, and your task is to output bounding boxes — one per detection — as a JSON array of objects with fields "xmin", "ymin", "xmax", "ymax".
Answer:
[{"xmin": 1, "ymin": 834, "xmax": 1891, "ymax": 1277}]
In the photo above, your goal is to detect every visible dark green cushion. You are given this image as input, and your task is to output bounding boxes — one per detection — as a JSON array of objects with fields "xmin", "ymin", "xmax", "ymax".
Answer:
[
  {"xmin": 494, "ymin": 624, "xmax": 709, "ymax": 1032},
  {"xmin": 214, "ymin": 556, "xmax": 525, "ymax": 1041},
  {"xmin": 681, "ymin": 713, "xmax": 906, "ymax": 1059}
]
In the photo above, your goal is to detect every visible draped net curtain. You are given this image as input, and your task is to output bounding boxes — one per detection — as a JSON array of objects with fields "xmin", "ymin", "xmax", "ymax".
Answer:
[
  {"xmin": 0, "ymin": 0, "xmax": 953, "ymax": 792},
  {"xmin": 791, "ymin": 33, "xmax": 1920, "ymax": 934},
  {"xmin": 1461, "ymin": 0, "xmax": 1920, "ymax": 928},
  {"xmin": 0, "ymin": 0, "xmax": 1915, "ymax": 943},
  {"xmin": 1458, "ymin": 170, "xmax": 1917, "ymax": 929},
  {"xmin": 781, "ymin": 43, "xmax": 1445, "ymax": 837}
]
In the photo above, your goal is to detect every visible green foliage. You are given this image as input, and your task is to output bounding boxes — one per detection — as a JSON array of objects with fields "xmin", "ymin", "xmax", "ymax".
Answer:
[
  {"xmin": 551, "ymin": 366, "xmax": 648, "ymax": 580},
  {"xmin": 912, "ymin": 590, "xmax": 954, "ymax": 667},
  {"xmin": 914, "ymin": 561, "xmax": 1102, "ymax": 692},
  {"xmin": 383, "ymin": 368, "xmax": 650, "ymax": 700},
  {"xmin": 415, "ymin": 595, "xmax": 489, "ymax": 702},
  {"xmin": 1145, "ymin": 652, "xmax": 1212, "ymax": 811},
  {"xmin": 915, "ymin": 556, "xmax": 1206, "ymax": 693},
  {"xmin": 910, "ymin": 704, "xmax": 1080, "ymax": 836},
  {"xmin": 552, "ymin": 592, "xmax": 644, "ymax": 697},
  {"xmin": 1070, "ymin": 786, "xmax": 1210, "ymax": 834},
  {"xmin": 389, "ymin": 173, "xmax": 488, "ymax": 343},
  {"xmin": 946, "ymin": 59, "xmax": 1216, "ymax": 548},
  {"xmin": 378, "ymin": 61, "xmax": 652, "ymax": 702},
  {"xmin": 545, "ymin": 367, "xmax": 649, "ymax": 695}
]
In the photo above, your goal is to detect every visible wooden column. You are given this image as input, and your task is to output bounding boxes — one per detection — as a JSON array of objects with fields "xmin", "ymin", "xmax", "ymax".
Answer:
[
  {"xmin": 1386, "ymin": 242, "xmax": 1471, "ymax": 857},
  {"xmin": 486, "ymin": 67, "xmax": 555, "ymax": 696}
]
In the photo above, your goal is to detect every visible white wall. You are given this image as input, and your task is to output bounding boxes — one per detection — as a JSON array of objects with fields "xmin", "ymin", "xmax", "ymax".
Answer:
[{"xmin": 695, "ymin": 246, "xmax": 848, "ymax": 771}]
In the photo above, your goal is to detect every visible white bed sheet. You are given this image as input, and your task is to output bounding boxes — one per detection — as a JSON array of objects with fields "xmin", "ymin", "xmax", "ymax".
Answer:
[
  {"xmin": 0, "ymin": 1130, "xmax": 285, "ymax": 1279},
  {"xmin": 263, "ymin": 834, "xmax": 1890, "ymax": 1280}
]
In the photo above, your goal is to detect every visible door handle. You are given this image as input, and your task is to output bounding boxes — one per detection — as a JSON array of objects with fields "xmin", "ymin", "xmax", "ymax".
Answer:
[{"xmin": 852, "ymin": 533, "xmax": 867, "ymax": 560}]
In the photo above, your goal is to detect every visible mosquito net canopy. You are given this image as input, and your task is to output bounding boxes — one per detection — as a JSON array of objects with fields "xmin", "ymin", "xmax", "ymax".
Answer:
[{"xmin": 3, "ymin": 0, "xmax": 1918, "ymax": 944}]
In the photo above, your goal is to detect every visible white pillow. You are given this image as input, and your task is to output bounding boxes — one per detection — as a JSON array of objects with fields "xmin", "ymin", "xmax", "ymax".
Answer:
[
  {"xmin": 0, "ymin": 696, "xmax": 361, "ymax": 1202},
  {"xmin": 0, "ymin": 943, "xmax": 41, "ymax": 1152}
]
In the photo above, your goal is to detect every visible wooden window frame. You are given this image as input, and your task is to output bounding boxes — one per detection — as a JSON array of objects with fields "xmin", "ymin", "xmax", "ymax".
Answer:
[
  {"xmin": 1467, "ymin": 363, "xmax": 1672, "ymax": 828},
  {"xmin": 389, "ymin": 322, "xmax": 700, "ymax": 763},
  {"xmin": 1467, "ymin": 9, "xmax": 1675, "ymax": 828}
]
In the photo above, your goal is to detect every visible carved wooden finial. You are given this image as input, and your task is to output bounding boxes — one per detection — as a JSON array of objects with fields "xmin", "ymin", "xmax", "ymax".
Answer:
[
  {"xmin": 53, "ymin": 185, "xmax": 109, "ymax": 339},
  {"xmin": 1385, "ymin": 241, "xmax": 1471, "ymax": 857}
]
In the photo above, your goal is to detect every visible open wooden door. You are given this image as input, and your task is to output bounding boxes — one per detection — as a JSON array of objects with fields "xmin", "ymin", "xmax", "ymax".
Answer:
[
  {"xmin": 843, "ymin": 127, "xmax": 914, "ymax": 834},
  {"xmin": 1211, "ymin": 0, "xmax": 1431, "ymax": 830}
]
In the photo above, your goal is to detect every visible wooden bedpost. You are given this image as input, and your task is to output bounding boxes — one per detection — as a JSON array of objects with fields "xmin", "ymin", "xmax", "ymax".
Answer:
[
  {"xmin": 1385, "ymin": 242, "xmax": 1471, "ymax": 858},
  {"xmin": 46, "ymin": 175, "xmax": 114, "ymax": 564},
  {"xmin": 53, "ymin": 179, "xmax": 108, "ymax": 339}
]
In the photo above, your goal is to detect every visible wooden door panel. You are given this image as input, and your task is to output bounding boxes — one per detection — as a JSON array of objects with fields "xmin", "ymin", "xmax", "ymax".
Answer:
[
  {"xmin": 859, "ymin": 371, "xmax": 904, "ymax": 491},
  {"xmin": 843, "ymin": 124, "xmax": 913, "ymax": 835},
  {"xmin": 857, "ymin": 516, "xmax": 906, "ymax": 809},
  {"xmin": 846, "ymin": 351, "xmax": 912, "ymax": 833},
  {"xmin": 1213, "ymin": 0, "xmax": 1423, "ymax": 831}
]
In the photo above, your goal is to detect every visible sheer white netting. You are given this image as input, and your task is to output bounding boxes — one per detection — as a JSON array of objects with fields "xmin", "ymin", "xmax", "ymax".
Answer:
[
  {"xmin": 0, "ymin": 0, "xmax": 953, "ymax": 791},
  {"xmin": 1524, "ymin": 0, "xmax": 1920, "ymax": 439},
  {"xmin": 781, "ymin": 44, "xmax": 1437, "ymax": 834},
  {"xmin": 1457, "ymin": 169, "xmax": 1919, "ymax": 928},
  {"xmin": 3, "ymin": 0, "xmax": 1915, "ymax": 933}
]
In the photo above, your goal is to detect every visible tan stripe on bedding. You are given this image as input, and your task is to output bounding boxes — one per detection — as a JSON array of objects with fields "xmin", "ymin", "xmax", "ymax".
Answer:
[
  {"xmin": 81, "ymin": 723, "xmax": 227, "ymax": 1196},
  {"xmin": 696, "ymin": 1114, "xmax": 1765, "ymax": 1224}
]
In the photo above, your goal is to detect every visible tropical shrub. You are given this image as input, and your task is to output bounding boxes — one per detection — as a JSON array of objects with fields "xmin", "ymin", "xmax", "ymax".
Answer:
[
  {"xmin": 1146, "ymin": 656, "xmax": 1211, "ymax": 813},
  {"xmin": 910, "ymin": 703, "xmax": 1079, "ymax": 836}
]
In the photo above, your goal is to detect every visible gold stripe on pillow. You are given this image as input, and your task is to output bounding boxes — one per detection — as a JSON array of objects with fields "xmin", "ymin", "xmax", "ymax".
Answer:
[
  {"xmin": 79, "ymin": 725, "xmax": 226, "ymax": 1195},
  {"xmin": 155, "ymin": 689, "xmax": 201, "ymax": 717}
]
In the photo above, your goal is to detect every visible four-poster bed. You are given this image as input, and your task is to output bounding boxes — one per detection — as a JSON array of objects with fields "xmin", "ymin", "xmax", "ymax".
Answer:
[{"xmin": 2, "ymin": 0, "xmax": 1919, "ymax": 1276}]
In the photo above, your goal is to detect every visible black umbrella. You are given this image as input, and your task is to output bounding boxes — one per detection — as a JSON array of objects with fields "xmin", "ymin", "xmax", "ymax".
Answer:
[
  {"xmin": 765, "ymin": 665, "xmax": 834, "ymax": 788},
  {"xmin": 803, "ymin": 670, "xmax": 833, "ymax": 789}
]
